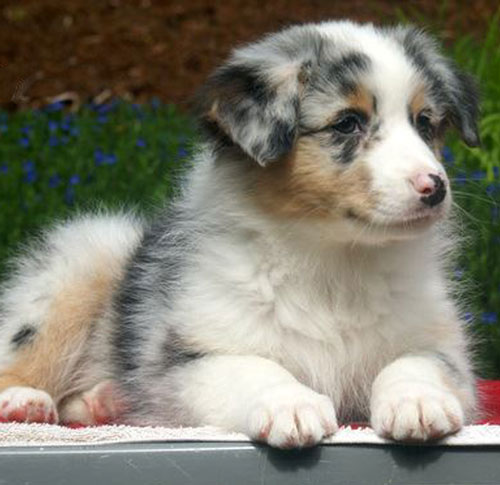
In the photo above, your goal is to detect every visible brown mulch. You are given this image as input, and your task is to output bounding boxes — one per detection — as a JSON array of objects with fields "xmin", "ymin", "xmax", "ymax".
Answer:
[{"xmin": 0, "ymin": 0, "xmax": 497, "ymax": 110}]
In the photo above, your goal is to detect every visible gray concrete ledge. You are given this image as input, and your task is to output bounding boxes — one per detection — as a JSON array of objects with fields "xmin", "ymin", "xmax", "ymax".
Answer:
[{"xmin": 0, "ymin": 441, "xmax": 499, "ymax": 485}]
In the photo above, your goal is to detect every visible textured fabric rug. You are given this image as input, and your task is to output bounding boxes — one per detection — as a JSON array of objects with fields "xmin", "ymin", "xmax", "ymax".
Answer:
[{"xmin": 1, "ymin": 423, "xmax": 500, "ymax": 448}]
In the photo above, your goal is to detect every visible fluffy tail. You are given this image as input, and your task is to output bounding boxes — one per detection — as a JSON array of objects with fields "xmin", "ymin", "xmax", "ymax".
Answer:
[{"xmin": 0, "ymin": 213, "xmax": 143, "ymax": 409}]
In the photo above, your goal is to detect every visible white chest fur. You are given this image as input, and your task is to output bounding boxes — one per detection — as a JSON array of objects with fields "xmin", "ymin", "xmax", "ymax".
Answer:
[{"xmin": 173, "ymin": 226, "xmax": 447, "ymax": 418}]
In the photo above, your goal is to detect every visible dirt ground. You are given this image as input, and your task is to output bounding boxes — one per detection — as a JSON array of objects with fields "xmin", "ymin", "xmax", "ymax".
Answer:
[{"xmin": 0, "ymin": 0, "xmax": 497, "ymax": 110}]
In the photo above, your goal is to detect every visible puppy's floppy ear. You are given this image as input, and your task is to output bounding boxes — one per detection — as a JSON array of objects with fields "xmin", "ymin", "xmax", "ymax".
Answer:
[
  {"xmin": 194, "ymin": 49, "xmax": 309, "ymax": 166},
  {"xmin": 445, "ymin": 66, "xmax": 480, "ymax": 147}
]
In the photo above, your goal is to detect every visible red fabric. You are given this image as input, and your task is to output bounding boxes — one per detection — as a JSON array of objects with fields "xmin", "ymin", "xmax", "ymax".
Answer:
[{"xmin": 476, "ymin": 379, "xmax": 500, "ymax": 425}]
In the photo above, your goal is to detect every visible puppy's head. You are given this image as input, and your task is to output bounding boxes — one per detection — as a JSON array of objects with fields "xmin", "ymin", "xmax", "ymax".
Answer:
[{"xmin": 195, "ymin": 21, "xmax": 480, "ymax": 244}]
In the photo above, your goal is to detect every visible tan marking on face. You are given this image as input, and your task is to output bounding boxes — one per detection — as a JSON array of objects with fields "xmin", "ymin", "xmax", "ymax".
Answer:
[
  {"xmin": 0, "ymin": 269, "xmax": 116, "ymax": 402},
  {"xmin": 347, "ymin": 86, "xmax": 374, "ymax": 116},
  {"xmin": 252, "ymin": 136, "xmax": 377, "ymax": 219},
  {"xmin": 318, "ymin": 85, "xmax": 374, "ymax": 129},
  {"xmin": 410, "ymin": 85, "xmax": 428, "ymax": 120}
]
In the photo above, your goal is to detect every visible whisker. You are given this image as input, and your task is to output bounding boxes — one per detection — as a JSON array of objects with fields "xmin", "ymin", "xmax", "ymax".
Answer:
[
  {"xmin": 452, "ymin": 201, "xmax": 490, "ymax": 225},
  {"xmin": 452, "ymin": 191, "xmax": 498, "ymax": 205}
]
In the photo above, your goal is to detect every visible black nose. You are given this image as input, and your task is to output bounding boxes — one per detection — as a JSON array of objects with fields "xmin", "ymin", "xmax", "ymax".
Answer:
[{"xmin": 420, "ymin": 174, "xmax": 446, "ymax": 207}]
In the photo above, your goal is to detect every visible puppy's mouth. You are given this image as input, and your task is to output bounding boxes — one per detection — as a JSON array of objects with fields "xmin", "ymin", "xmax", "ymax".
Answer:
[
  {"xmin": 384, "ymin": 212, "xmax": 437, "ymax": 229},
  {"xmin": 346, "ymin": 207, "xmax": 445, "ymax": 231}
]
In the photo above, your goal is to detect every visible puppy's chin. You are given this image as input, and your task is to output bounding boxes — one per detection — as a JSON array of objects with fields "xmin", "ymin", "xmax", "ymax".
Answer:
[{"xmin": 337, "ymin": 208, "xmax": 447, "ymax": 246}]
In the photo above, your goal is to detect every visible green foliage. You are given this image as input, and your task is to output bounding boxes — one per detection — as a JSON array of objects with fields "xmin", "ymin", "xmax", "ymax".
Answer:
[{"xmin": 0, "ymin": 100, "xmax": 195, "ymax": 274}]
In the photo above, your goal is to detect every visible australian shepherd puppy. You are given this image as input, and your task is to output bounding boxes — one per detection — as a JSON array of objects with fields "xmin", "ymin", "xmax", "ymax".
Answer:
[{"xmin": 0, "ymin": 21, "xmax": 480, "ymax": 448}]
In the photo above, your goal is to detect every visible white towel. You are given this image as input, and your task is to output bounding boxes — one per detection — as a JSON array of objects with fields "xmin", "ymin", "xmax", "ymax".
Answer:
[{"xmin": 1, "ymin": 423, "xmax": 500, "ymax": 447}]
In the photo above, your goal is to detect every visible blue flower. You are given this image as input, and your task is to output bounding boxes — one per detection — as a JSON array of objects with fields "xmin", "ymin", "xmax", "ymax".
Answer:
[
  {"xmin": 48, "ymin": 174, "xmax": 61, "ymax": 188},
  {"xmin": 454, "ymin": 172, "xmax": 467, "ymax": 185},
  {"xmin": 23, "ymin": 170, "xmax": 37, "ymax": 184},
  {"xmin": 463, "ymin": 312, "xmax": 474, "ymax": 324},
  {"xmin": 94, "ymin": 148, "xmax": 105, "ymax": 166},
  {"xmin": 69, "ymin": 174, "xmax": 80, "ymax": 185},
  {"xmin": 48, "ymin": 121, "xmax": 58, "ymax": 132},
  {"xmin": 96, "ymin": 100, "xmax": 118, "ymax": 115},
  {"xmin": 103, "ymin": 153, "xmax": 117, "ymax": 165},
  {"xmin": 19, "ymin": 137, "xmax": 30, "ymax": 147},
  {"xmin": 0, "ymin": 164, "xmax": 8, "ymax": 174},
  {"xmin": 442, "ymin": 146, "xmax": 454, "ymax": 164},
  {"xmin": 45, "ymin": 101, "xmax": 64, "ymax": 112},
  {"xmin": 486, "ymin": 184, "xmax": 497, "ymax": 197},
  {"xmin": 94, "ymin": 148, "xmax": 117, "ymax": 165},
  {"xmin": 136, "ymin": 138, "xmax": 146, "ymax": 148},
  {"xmin": 0, "ymin": 124, "xmax": 7, "ymax": 133},
  {"xmin": 471, "ymin": 170, "xmax": 486, "ymax": 181},
  {"xmin": 21, "ymin": 125, "xmax": 32, "ymax": 135},
  {"xmin": 453, "ymin": 268, "xmax": 464, "ymax": 280},
  {"xmin": 481, "ymin": 312, "xmax": 498, "ymax": 325},
  {"xmin": 23, "ymin": 160, "xmax": 35, "ymax": 172},
  {"xmin": 48, "ymin": 136, "xmax": 59, "ymax": 147},
  {"xmin": 177, "ymin": 147, "xmax": 188, "ymax": 158},
  {"xmin": 97, "ymin": 114, "xmax": 108, "ymax": 124}
]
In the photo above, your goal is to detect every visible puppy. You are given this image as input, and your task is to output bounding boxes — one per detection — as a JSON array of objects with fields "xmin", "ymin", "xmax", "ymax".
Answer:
[{"xmin": 0, "ymin": 20, "xmax": 480, "ymax": 448}]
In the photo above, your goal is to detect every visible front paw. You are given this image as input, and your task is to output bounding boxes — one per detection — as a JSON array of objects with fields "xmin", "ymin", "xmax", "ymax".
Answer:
[
  {"xmin": 370, "ymin": 382, "xmax": 464, "ymax": 441},
  {"xmin": 246, "ymin": 383, "xmax": 337, "ymax": 449}
]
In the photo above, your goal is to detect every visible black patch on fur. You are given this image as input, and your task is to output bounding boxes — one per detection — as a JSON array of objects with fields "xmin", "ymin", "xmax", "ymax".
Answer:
[
  {"xmin": 313, "ymin": 52, "xmax": 371, "ymax": 96},
  {"xmin": 219, "ymin": 64, "xmax": 274, "ymax": 106},
  {"xmin": 328, "ymin": 53, "xmax": 371, "ymax": 94},
  {"xmin": 11, "ymin": 324, "xmax": 36, "ymax": 349},
  {"xmin": 263, "ymin": 118, "xmax": 297, "ymax": 161},
  {"xmin": 337, "ymin": 135, "xmax": 362, "ymax": 164},
  {"xmin": 421, "ymin": 174, "xmax": 446, "ymax": 207},
  {"xmin": 113, "ymin": 243, "xmax": 149, "ymax": 372},
  {"xmin": 160, "ymin": 329, "xmax": 205, "ymax": 370},
  {"xmin": 113, "ymin": 208, "xmax": 192, "ymax": 374}
]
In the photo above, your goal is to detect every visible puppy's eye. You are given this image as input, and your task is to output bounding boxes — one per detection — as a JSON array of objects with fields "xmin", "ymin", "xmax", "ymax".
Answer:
[
  {"xmin": 331, "ymin": 112, "xmax": 364, "ymax": 135},
  {"xmin": 416, "ymin": 112, "xmax": 435, "ymax": 138}
]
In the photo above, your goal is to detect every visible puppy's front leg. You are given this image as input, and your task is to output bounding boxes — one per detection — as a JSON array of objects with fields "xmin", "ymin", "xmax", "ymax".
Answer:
[
  {"xmin": 370, "ymin": 354, "xmax": 475, "ymax": 441},
  {"xmin": 175, "ymin": 355, "xmax": 337, "ymax": 448}
]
